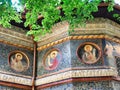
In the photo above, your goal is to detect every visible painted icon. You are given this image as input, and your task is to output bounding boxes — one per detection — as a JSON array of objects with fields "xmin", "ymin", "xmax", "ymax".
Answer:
[
  {"xmin": 77, "ymin": 42, "xmax": 101, "ymax": 64},
  {"xmin": 104, "ymin": 41, "xmax": 120, "ymax": 58},
  {"xmin": 8, "ymin": 51, "xmax": 30, "ymax": 72},
  {"xmin": 43, "ymin": 48, "xmax": 62, "ymax": 70}
]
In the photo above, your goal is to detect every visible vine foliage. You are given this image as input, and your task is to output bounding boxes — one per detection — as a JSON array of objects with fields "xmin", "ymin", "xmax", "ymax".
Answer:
[{"xmin": 0, "ymin": 0, "xmax": 115, "ymax": 40}]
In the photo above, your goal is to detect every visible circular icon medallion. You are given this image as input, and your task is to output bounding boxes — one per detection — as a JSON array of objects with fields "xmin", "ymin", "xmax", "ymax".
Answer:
[
  {"xmin": 43, "ymin": 48, "xmax": 62, "ymax": 70},
  {"xmin": 77, "ymin": 42, "xmax": 101, "ymax": 64},
  {"xmin": 8, "ymin": 51, "xmax": 30, "ymax": 72}
]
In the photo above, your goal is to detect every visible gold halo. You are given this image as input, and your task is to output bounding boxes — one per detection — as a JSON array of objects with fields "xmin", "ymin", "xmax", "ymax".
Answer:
[
  {"xmin": 15, "ymin": 53, "xmax": 23, "ymax": 60},
  {"xmin": 84, "ymin": 45, "xmax": 92, "ymax": 52},
  {"xmin": 50, "ymin": 51, "xmax": 58, "ymax": 59}
]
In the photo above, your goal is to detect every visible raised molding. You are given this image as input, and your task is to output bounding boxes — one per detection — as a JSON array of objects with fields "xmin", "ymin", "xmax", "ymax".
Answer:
[
  {"xmin": 0, "ymin": 26, "xmax": 33, "ymax": 50},
  {"xmin": 37, "ymin": 18, "xmax": 120, "ymax": 50},
  {"xmin": 37, "ymin": 35, "xmax": 120, "ymax": 51},
  {"xmin": 0, "ymin": 73, "xmax": 32, "ymax": 86},
  {"xmin": 36, "ymin": 67, "xmax": 117, "ymax": 85}
]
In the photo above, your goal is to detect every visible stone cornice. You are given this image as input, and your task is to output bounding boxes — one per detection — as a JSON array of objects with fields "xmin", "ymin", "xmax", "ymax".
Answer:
[
  {"xmin": 0, "ymin": 26, "xmax": 33, "ymax": 50},
  {"xmin": 36, "ymin": 67, "xmax": 117, "ymax": 86},
  {"xmin": 37, "ymin": 18, "xmax": 120, "ymax": 50},
  {"xmin": 0, "ymin": 67, "xmax": 117, "ymax": 86},
  {"xmin": 37, "ymin": 35, "xmax": 120, "ymax": 51},
  {"xmin": 37, "ymin": 76, "xmax": 113, "ymax": 89},
  {"xmin": 0, "ymin": 72, "xmax": 32, "ymax": 86}
]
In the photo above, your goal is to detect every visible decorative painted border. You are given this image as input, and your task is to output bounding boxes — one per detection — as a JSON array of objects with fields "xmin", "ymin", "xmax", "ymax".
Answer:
[
  {"xmin": 0, "ymin": 26, "xmax": 33, "ymax": 50},
  {"xmin": 0, "ymin": 73, "xmax": 32, "ymax": 86},
  {"xmin": 37, "ymin": 35, "xmax": 120, "ymax": 51},
  {"xmin": 36, "ymin": 67, "xmax": 117, "ymax": 85},
  {"xmin": 0, "ymin": 39, "xmax": 33, "ymax": 50},
  {"xmin": 0, "ymin": 68, "xmax": 117, "ymax": 87},
  {"xmin": 0, "ymin": 70, "xmax": 32, "ymax": 78},
  {"xmin": 37, "ymin": 76, "xmax": 113, "ymax": 89},
  {"xmin": 37, "ymin": 18, "xmax": 120, "ymax": 47}
]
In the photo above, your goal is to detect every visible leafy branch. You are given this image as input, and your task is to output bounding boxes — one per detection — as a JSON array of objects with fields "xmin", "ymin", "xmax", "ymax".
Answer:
[
  {"xmin": 0, "ymin": 0, "xmax": 116, "ymax": 41},
  {"xmin": 0, "ymin": 0, "xmax": 22, "ymax": 27}
]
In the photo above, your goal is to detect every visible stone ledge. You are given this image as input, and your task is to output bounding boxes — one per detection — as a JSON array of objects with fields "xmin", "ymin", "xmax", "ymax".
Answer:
[
  {"xmin": 37, "ymin": 18, "xmax": 120, "ymax": 47},
  {"xmin": 0, "ymin": 26, "xmax": 34, "ymax": 50},
  {"xmin": 37, "ymin": 35, "xmax": 120, "ymax": 51},
  {"xmin": 36, "ymin": 67, "xmax": 117, "ymax": 85},
  {"xmin": 0, "ymin": 67, "xmax": 117, "ymax": 86},
  {"xmin": 0, "ymin": 73, "xmax": 32, "ymax": 86}
]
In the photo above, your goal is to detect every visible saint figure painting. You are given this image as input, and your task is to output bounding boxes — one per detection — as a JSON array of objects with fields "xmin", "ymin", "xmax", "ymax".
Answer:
[
  {"xmin": 77, "ymin": 42, "xmax": 101, "ymax": 64},
  {"xmin": 43, "ymin": 48, "xmax": 62, "ymax": 70},
  {"xmin": 8, "ymin": 51, "xmax": 30, "ymax": 72}
]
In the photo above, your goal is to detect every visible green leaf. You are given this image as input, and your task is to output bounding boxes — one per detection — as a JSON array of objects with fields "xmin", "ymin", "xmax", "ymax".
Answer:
[{"xmin": 0, "ymin": 0, "xmax": 116, "ymax": 41}]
